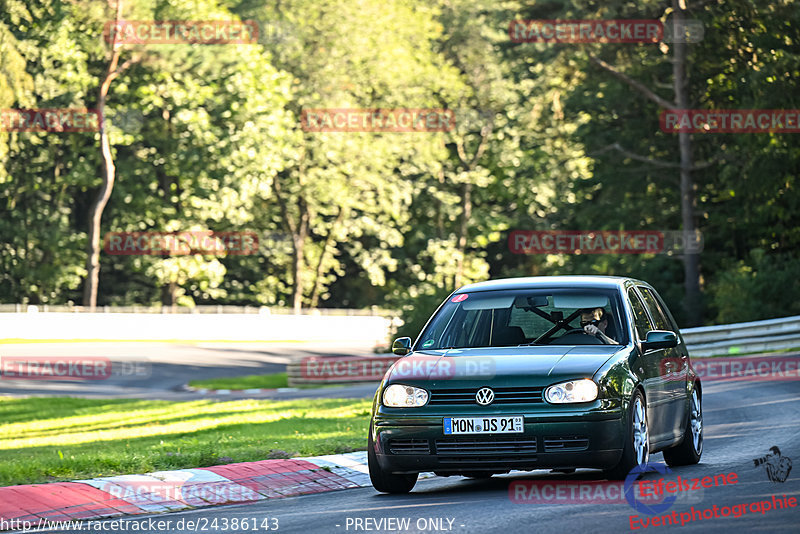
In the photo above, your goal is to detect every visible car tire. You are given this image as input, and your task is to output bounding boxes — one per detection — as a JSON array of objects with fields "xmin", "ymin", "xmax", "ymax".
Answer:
[
  {"xmin": 368, "ymin": 435, "xmax": 418, "ymax": 493},
  {"xmin": 605, "ymin": 389, "xmax": 649, "ymax": 480},
  {"xmin": 663, "ymin": 387, "xmax": 703, "ymax": 466}
]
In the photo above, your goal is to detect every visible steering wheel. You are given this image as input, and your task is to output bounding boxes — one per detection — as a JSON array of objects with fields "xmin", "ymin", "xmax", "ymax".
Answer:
[
  {"xmin": 562, "ymin": 328, "xmax": 589, "ymax": 336},
  {"xmin": 561, "ymin": 327, "xmax": 611, "ymax": 345}
]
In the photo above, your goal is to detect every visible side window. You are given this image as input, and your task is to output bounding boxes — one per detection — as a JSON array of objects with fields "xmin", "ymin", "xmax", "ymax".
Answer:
[
  {"xmin": 628, "ymin": 288, "xmax": 654, "ymax": 340},
  {"xmin": 639, "ymin": 287, "xmax": 671, "ymax": 331},
  {"xmin": 652, "ymin": 289, "xmax": 682, "ymax": 333}
]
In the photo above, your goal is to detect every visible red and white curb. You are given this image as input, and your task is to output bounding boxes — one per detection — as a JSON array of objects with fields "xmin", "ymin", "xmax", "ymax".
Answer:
[{"xmin": 0, "ymin": 452, "xmax": 371, "ymax": 526}]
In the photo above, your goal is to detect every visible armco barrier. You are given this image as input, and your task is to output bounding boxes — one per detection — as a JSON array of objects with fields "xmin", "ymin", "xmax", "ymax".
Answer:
[
  {"xmin": 681, "ymin": 315, "xmax": 800, "ymax": 357},
  {"xmin": 286, "ymin": 315, "xmax": 800, "ymax": 385}
]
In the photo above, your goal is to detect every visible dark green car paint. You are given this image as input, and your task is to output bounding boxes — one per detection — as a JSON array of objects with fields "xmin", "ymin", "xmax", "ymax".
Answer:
[{"xmin": 369, "ymin": 276, "xmax": 700, "ymax": 475}]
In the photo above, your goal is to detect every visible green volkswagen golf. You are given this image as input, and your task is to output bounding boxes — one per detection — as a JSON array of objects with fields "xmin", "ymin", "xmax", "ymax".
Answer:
[{"xmin": 368, "ymin": 276, "xmax": 703, "ymax": 493}]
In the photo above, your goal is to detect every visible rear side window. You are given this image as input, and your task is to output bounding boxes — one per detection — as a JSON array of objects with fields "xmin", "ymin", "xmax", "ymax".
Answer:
[
  {"xmin": 628, "ymin": 288, "xmax": 654, "ymax": 340},
  {"xmin": 638, "ymin": 287, "xmax": 671, "ymax": 331}
]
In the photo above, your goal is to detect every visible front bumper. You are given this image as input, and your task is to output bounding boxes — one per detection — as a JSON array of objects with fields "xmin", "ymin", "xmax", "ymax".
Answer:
[{"xmin": 372, "ymin": 408, "xmax": 624, "ymax": 474}]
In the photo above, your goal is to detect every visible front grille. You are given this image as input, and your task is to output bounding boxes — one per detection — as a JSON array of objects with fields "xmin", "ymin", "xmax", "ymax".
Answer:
[
  {"xmin": 543, "ymin": 436, "xmax": 590, "ymax": 452},
  {"xmin": 435, "ymin": 436, "xmax": 538, "ymax": 459},
  {"xmin": 435, "ymin": 436, "xmax": 538, "ymax": 464},
  {"xmin": 388, "ymin": 438, "xmax": 430, "ymax": 455},
  {"xmin": 428, "ymin": 387, "xmax": 544, "ymax": 405}
]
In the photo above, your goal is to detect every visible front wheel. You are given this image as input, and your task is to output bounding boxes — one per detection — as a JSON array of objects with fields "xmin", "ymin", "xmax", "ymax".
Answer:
[
  {"xmin": 368, "ymin": 435, "xmax": 418, "ymax": 493},
  {"xmin": 605, "ymin": 390, "xmax": 649, "ymax": 480},
  {"xmin": 663, "ymin": 387, "xmax": 703, "ymax": 466}
]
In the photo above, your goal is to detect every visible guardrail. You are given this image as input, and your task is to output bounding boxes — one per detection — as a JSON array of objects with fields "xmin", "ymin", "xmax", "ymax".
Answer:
[
  {"xmin": 681, "ymin": 315, "xmax": 800, "ymax": 357},
  {"xmin": 286, "ymin": 315, "xmax": 800, "ymax": 385}
]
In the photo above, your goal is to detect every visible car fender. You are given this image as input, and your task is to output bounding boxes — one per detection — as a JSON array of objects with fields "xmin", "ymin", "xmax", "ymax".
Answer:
[{"xmin": 593, "ymin": 345, "xmax": 642, "ymax": 401}]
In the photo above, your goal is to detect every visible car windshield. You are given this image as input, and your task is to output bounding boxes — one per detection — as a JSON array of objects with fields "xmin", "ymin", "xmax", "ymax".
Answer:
[{"xmin": 417, "ymin": 289, "xmax": 628, "ymax": 349}]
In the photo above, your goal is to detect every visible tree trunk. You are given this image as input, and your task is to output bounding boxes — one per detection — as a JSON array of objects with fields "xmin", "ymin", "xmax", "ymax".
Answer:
[
  {"xmin": 452, "ymin": 121, "xmax": 492, "ymax": 289},
  {"xmin": 272, "ymin": 172, "xmax": 309, "ymax": 314},
  {"xmin": 161, "ymin": 282, "xmax": 177, "ymax": 307},
  {"xmin": 454, "ymin": 182, "xmax": 472, "ymax": 289},
  {"xmin": 309, "ymin": 205, "xmax": 345, "ymax": 308},
  {"xmin": 291, "ymin": 221, "xmax": 308, "ymax": 313},
  {"xmin": 673, "ymin": 0, "xmax": 702, "ymax": 325},
  {"xmin": 82, "ymin": 0, "xmax": 124, "ymax": 310}
]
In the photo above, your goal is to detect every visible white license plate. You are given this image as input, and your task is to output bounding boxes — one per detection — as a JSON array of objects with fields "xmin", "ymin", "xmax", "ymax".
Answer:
[{"xmin": 443, "ymin": 416, "xmax": 524, "ymax": 435}]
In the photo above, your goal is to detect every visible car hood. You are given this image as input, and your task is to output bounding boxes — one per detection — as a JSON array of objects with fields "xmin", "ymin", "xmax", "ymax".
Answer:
[{"xmin": 386, "ymin": 345, "xmax": 628, "ymax": 386}]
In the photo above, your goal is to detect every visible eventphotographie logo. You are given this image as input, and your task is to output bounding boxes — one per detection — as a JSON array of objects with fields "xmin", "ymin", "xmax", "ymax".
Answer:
[{"xmin": 753, "ymin": 446, "xmax": 793, "ymax": 483}]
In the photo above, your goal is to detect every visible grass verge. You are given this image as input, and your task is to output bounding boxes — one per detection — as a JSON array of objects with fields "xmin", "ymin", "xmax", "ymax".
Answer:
[
  {"xmin": 0, "ymin": 396, "xmax": 371, "ymax": 487},
  {"xmin": 189, "ymin": 372, "xmax": 289, "ymax": 390}
]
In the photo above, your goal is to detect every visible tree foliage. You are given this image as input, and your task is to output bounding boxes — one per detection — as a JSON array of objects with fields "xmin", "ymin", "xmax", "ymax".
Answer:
[{"xmin": 1, "ymin": 0, "xmax": 798, "ymax": 329}]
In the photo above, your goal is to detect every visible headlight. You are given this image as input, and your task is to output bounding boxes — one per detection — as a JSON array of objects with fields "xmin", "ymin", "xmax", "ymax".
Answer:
[
  {"xmin": 382, "ymin": 384, "xmax": 429, "ymax": 407},
  {"xmin": 544, "ymin": 379, "xmax": 598, "ymax": 404}
]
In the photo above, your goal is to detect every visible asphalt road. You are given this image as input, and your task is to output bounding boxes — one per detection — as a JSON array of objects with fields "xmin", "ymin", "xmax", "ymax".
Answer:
[
  {"xmin": 45, "ymin": 374, "xmax": 800, "ymax": 534},
  {"xmin": 0, "ymin": 341, "xmax": 378, "ymax": 400}
]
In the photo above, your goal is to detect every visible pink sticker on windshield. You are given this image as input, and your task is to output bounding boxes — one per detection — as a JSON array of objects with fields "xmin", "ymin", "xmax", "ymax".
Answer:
[{"xmin": 451, "ymin": 294, "xmax": 469, "ymax": 303}]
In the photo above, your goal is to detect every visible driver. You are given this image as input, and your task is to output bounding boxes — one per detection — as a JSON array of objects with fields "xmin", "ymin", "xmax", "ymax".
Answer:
[{"xmin": 581, "ymin": 308, "xmax": 618, "ymax": 344}]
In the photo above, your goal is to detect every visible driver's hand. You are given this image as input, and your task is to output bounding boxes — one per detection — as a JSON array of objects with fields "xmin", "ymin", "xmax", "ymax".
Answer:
[{"xmin": 584, "ymin": 324, "xmax": 600, "ymax": 335}]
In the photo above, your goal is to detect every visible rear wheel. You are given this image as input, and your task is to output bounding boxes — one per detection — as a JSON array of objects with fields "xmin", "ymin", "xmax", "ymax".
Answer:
[
  {"xmin": 663, "ymin": 387, "xmax": 703, "ymax": 466},
  {"xmin": 367, "ymin": 435, "xmax": 418, "ymax": 493},
  {"xmin": 605, "ymin": 390, "xmax": 649, "ymax": 480}
]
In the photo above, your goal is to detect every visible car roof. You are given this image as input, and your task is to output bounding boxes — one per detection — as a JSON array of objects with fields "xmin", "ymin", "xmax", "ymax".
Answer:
[{"xmin": 454, "ymin": 275, "xmax": 644, "ymax": 293}]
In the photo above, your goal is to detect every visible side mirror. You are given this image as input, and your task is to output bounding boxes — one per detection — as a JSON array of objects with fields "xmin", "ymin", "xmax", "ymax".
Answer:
[
  {"xmin": 392, "ymin": 337, "xmax": 412, "ymax": 356},
  {"xmin": 642, "ymin": 330, "xmax": 678, "ymax": 351}
]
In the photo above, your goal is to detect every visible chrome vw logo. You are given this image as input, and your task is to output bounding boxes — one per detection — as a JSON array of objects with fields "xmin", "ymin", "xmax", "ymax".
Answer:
[{"xmin": 475, "ymin": 387, "xmax": 494, "ymax": 405}]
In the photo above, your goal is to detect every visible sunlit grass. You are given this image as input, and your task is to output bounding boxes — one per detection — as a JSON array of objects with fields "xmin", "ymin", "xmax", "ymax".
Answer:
[
  {"xmin": 0, "ymin": 397, "xmax": 371, "ymax": 486},
  {"xmin": 188, "ymin": 372, "xmax": 289, "ymax": 390}
]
